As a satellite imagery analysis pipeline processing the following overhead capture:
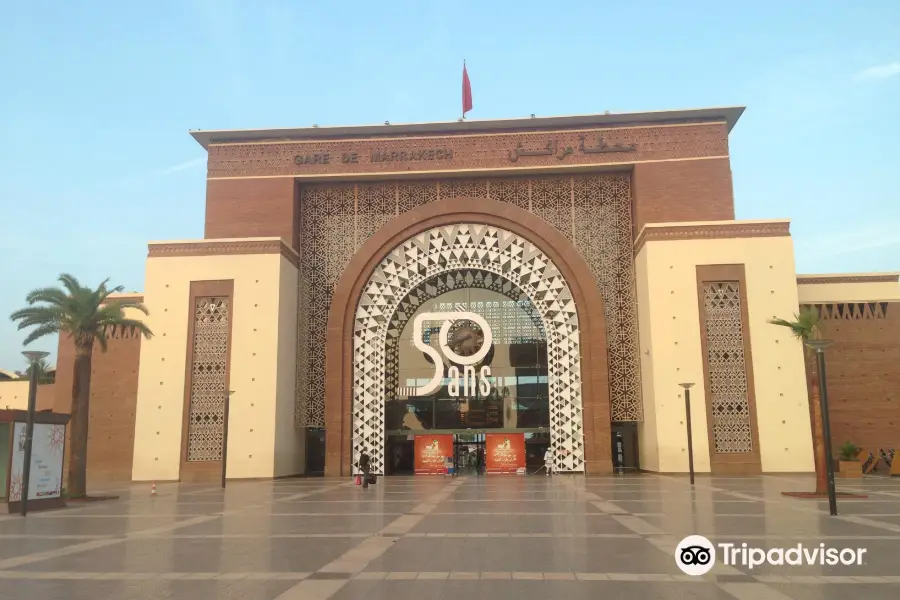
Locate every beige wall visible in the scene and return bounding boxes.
[132,240,303,481]
[635,230,814,473]
[797,277,900,304]
[0,380,29,410]
[634,250,660,471]
[274,256,304,477]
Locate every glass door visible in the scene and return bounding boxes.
[454,432,485,475]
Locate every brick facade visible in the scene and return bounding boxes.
[204,121,735,247]
[205,178,298,250]
[54,327,143,485]
[807,302,900,453]
[631,157,735,237]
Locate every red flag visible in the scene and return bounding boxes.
[462,62,473,118]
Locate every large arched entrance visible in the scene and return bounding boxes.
[324,198,612,476]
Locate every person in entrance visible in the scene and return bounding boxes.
[358,450,373,489]
[543,445,554,476]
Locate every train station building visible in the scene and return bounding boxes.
[36,106,900,483]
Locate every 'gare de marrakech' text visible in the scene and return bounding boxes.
[294,148,453,166]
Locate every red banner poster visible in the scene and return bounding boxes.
[414,434,454,475]
[485,433,526,474]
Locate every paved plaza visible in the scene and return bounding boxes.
[1,474,900,599]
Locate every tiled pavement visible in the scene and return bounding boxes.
[1,474,900,599]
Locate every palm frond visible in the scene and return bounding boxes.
[24,287,69,306]
[22,323,62,346]
[57,274,84,298]
[94,327,109,352]
[12,273,151,351]
[24,357,52,379]
[107,298,150,315]
[768,306,822,342]
[10,307,65,331]
[96,280,125,305]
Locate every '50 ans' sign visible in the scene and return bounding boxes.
[412,312,492,398]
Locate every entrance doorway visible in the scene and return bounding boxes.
[385,430,552,475]
[385,434,415,475]
[453,432,485,475]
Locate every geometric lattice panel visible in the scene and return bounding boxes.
[296,174,643,430]
[186,297,229,462]
[353,224,585,475]
[702,282,752,454]
[807,302,889,321]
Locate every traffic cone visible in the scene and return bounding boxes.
[150,482,157,497]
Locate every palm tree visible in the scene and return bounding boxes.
[769,307,828,495]
[10,274,152,498]
[23,356,53,383]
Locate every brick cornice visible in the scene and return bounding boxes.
[633,221,791,254]
[207,122,729,178]
[148,239,299,268]
[797,274,900,285]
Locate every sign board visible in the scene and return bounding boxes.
[409,311,493,398]
[414,434,453,475]
[485,433,526,474]
[8,422,66,502]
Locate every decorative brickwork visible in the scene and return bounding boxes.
[634,221,791,254]
[797,274,899,285]
[148,239,299,267]
[208,124,728,178]
[810,302,889,320]
[297,173,643,430]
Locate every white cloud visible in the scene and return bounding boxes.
[856,62,900,81]
[105,157,205,188]
[159,157,206,175]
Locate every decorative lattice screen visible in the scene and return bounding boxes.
[296,174,643,427]
[186,297,229,461]
[702,282,752,454]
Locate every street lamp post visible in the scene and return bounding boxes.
[20,350,50,517]
[806,340,837,516]
[221,390,235,489]
[679,383,696,486]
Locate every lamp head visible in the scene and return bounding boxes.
[804,339,832,352]
[22,350,50,364]
[678,383,695,390]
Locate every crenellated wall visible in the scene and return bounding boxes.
[54,296,145,485]
[797,275,900,454]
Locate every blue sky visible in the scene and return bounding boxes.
[1,0,898,370]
